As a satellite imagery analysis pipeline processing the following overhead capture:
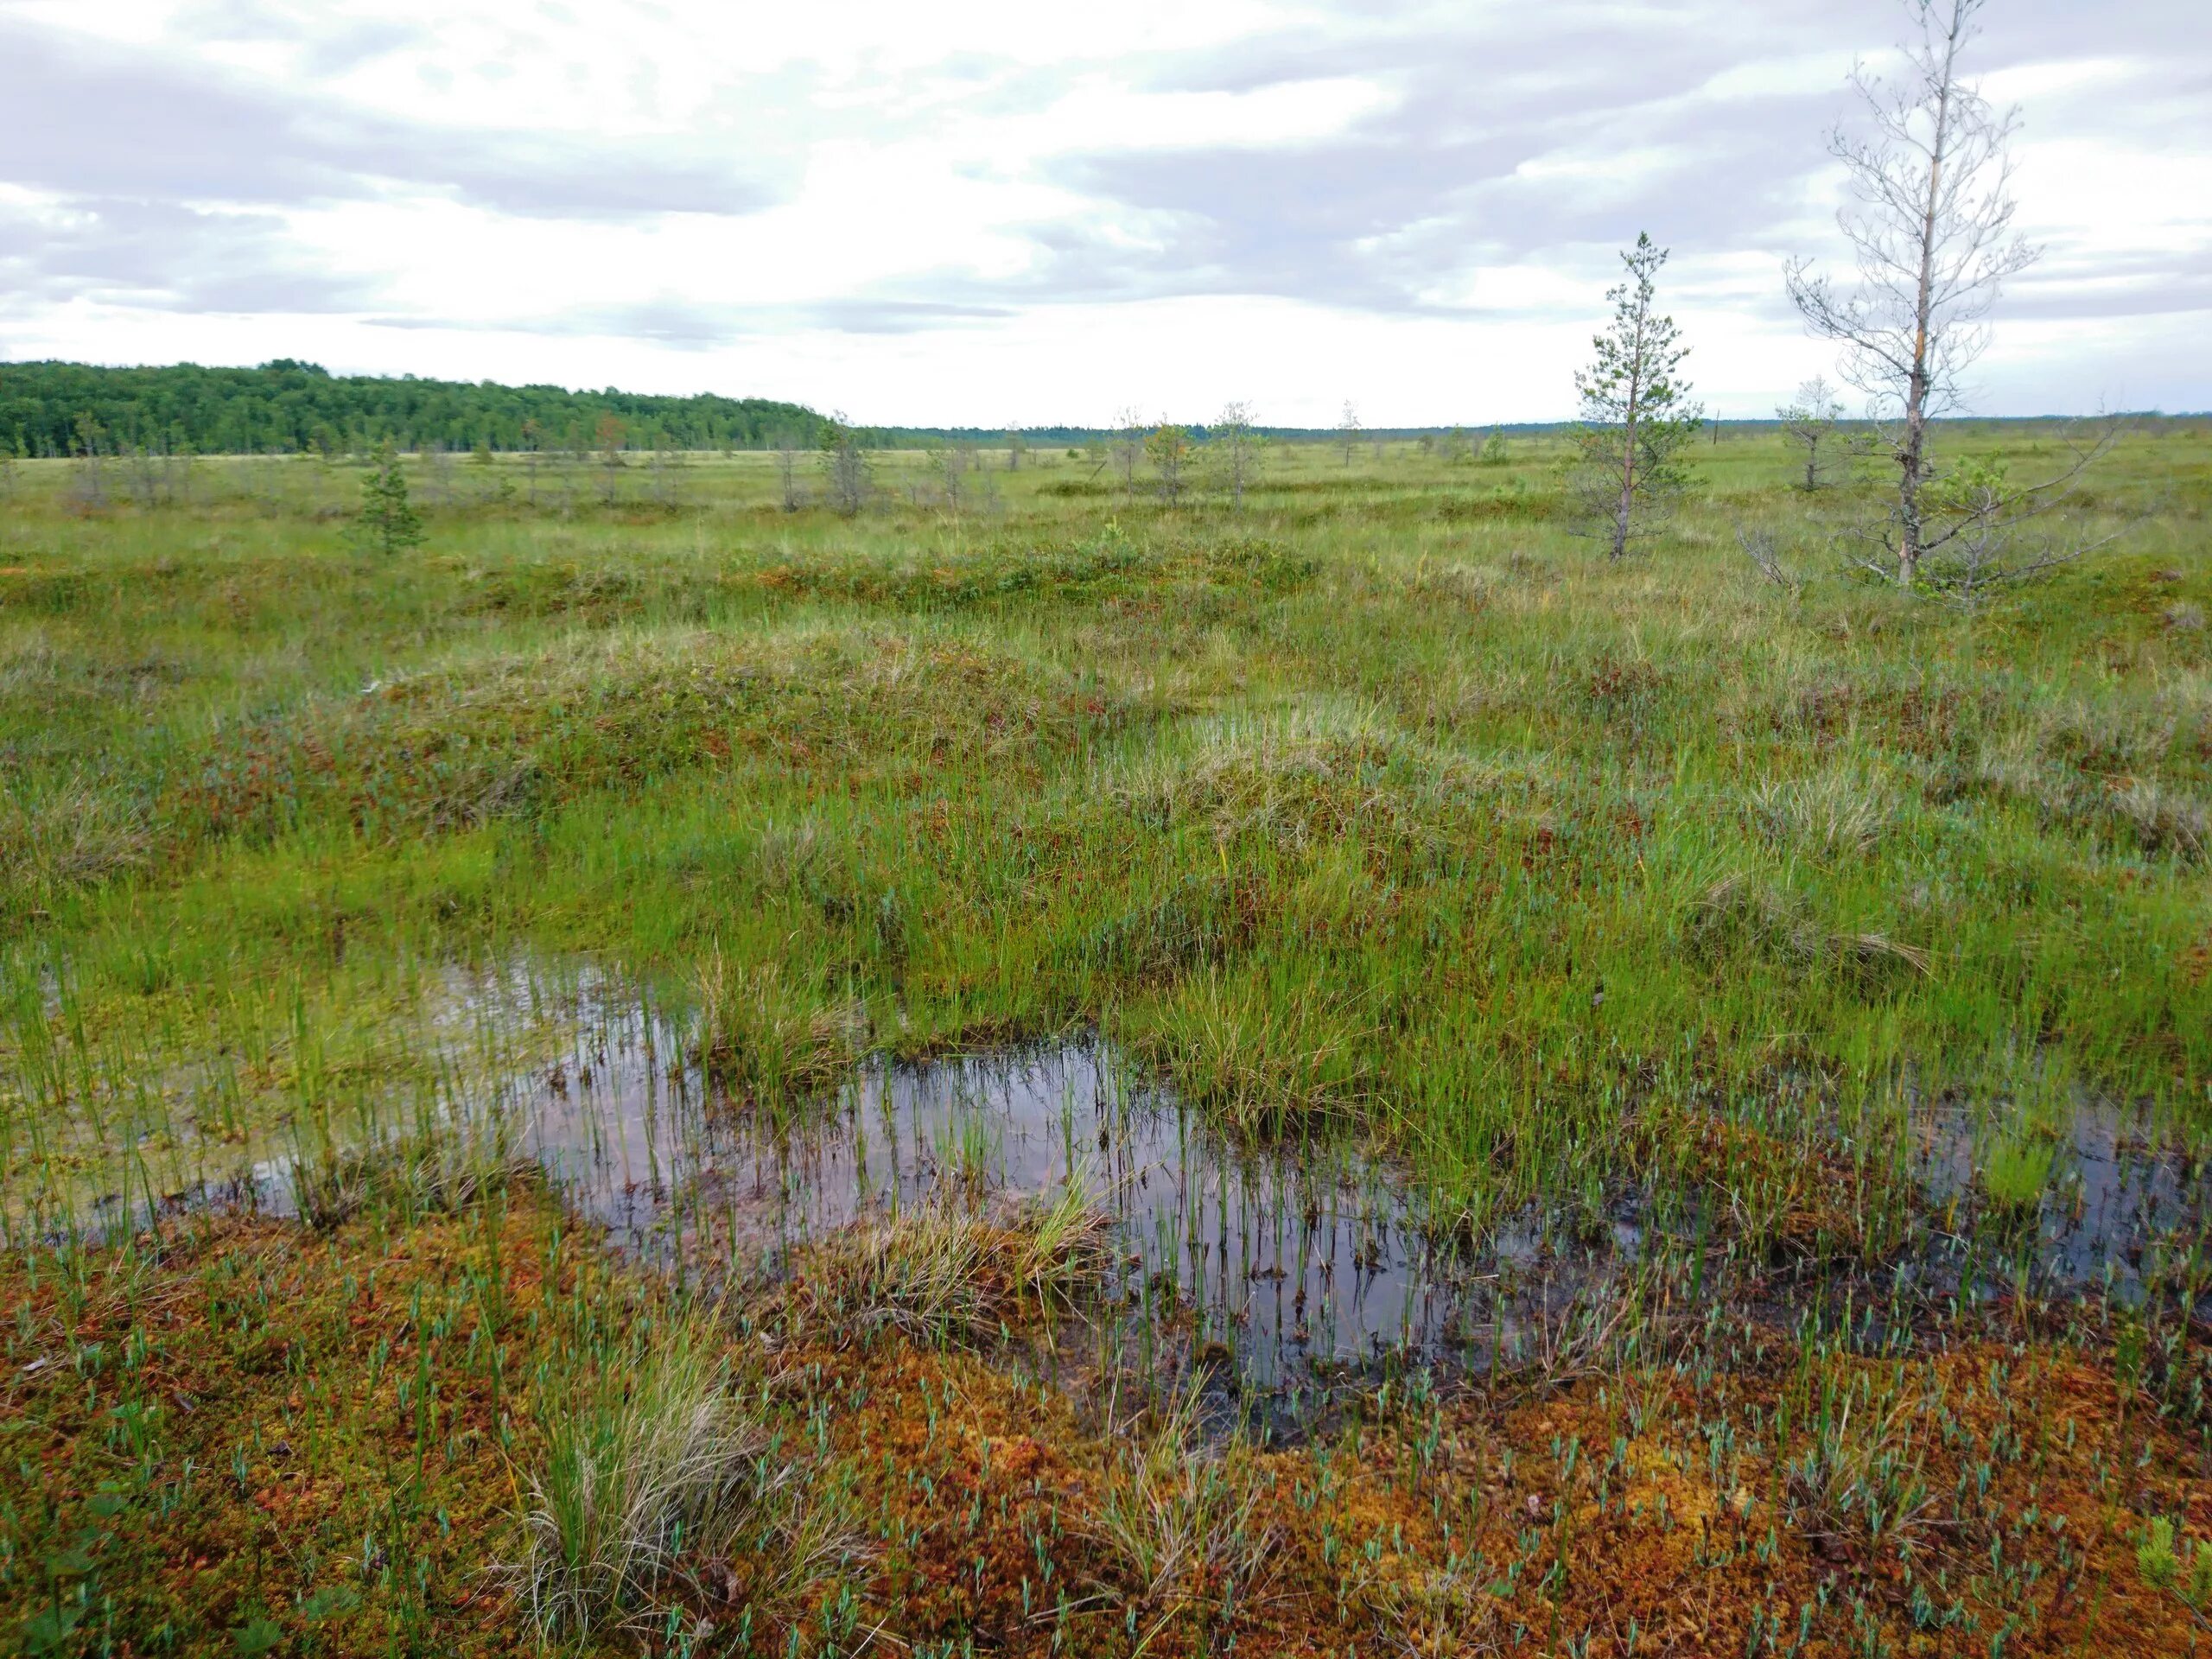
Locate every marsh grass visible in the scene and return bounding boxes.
[520,1316,857,1643]
[1088,1383,1279,1643]
[1783,1371,1940,1551]
[1981,1136,2057,1214]
[0,774,152,918]
[289,1125,538,1230]
[691,949,860,1109]
[1122,969,1378,1130]
[792,1178,1111,1347]
[1683,871,1933,986]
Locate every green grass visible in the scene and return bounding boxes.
[3,428,2208,1225]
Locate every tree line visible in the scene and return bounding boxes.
[0,359,821,460]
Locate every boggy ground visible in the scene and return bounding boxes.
[3,429,2210,1653]
[4,1172,2208,1657]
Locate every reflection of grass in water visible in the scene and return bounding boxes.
[930,1102,1000,1198]
[289,1124,538,1230]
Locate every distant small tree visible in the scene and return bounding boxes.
[69,413,109,510]
[1440,426,1472,465]
[122,443,159,510]
[1210,400,1265,511]
[1569,232,1702,560]
[1777,376,1847,492]
[594,414,626,505]
[646,435,684,510]
[1004,425,1027,472]
[1146,423,1192,503]
[775,430,804,512]
[930,440,971,512]
[819,414,871,516]
[1478,428,1510,466]
[1109,406,1147,503]
[1337,399,1363,465]
[357,442,424,555]
[519,417,544,507]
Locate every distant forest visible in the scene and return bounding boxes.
[0,360,2171,461]
[0,360,823,458]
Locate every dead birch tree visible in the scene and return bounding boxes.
[1336,400,1362,466]
[1784,0,2038,588]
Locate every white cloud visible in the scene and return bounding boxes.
[2,0,2206,420]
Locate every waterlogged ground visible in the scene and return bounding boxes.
[507,985,2212,1396]
[4,435,2212,1654]
[44,956,2210,1412]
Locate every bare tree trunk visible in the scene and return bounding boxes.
[1894,21,1958,588]
[1787,2,2033,592]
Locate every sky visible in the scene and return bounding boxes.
[1,0,2206,427]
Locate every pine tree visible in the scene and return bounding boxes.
[357,441,424,555]
[1571,232,1701,560]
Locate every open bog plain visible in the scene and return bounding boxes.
[3,429,2210,1656]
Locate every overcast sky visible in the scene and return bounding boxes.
[2,0,2205,425]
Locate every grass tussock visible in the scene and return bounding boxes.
[519,1317,858,1643]
[1745,764,1899,859]
[177,628,1141,850]
[1682,871,1933,986]
[1122,969,1378,1130]
[1783,1370,1941,1553]
[791,1180,1110,1347]
[691,949,861,1107]
[1087,1388,1279,1644]
[0,775,152,915]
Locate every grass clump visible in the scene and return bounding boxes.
[792,1180,1109,1347]
[691,949,861,1108]
[1088,1388,1278,1649]
[1745,764,1898,860]
[0,774,152,917]
[1122,969,1377,1131]
[1682,871,1932,985]
[1982,1135,2057,1214]
[519,1316,856,1644]
[289,1128,538,1230]
[1783,1372,1939,1553]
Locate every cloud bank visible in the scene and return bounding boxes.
[1,0,2204,423]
